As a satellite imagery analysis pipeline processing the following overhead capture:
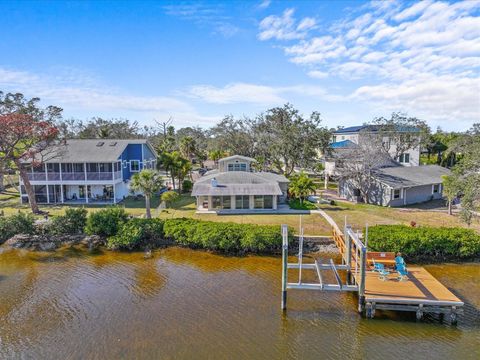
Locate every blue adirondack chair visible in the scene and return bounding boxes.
[373,260,390,280]
[396,263,408,281]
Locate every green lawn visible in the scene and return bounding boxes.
[2,185,477,235]
[318,201,480,233]
[159,195,331,235]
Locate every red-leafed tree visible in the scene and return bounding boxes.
[0,92,62,213]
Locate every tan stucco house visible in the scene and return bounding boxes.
[192,155,289,213]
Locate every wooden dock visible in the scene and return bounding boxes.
[333,227,463,321]
[281,222,464,323]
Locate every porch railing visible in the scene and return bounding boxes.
[28,171,122,182]
[61,172,86,181]
[86,172,114,181]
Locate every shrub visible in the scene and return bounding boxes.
[163,218,292,253]
[367,225,480,262]
[161,191,179,207]
[107,218,164,250]
[0,212,35,244]
[288,199,317,210]
[51,208,88,235]
[182,179,193,192]
[85,207,128,237]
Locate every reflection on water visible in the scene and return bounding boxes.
[0,246,478,359]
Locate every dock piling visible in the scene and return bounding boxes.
[281,224,288,311]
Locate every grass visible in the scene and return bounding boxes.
[2,181,478,235]
[159,195,331,235]
[288,199,318,210]
[319,200,480,233]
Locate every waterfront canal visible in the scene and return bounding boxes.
[0,246,478,359]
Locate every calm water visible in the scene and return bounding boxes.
[0,246,479,360]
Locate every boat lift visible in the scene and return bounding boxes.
[281,221,368,312]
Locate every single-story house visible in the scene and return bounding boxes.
[192,155,289,212]
[339,165,451,207]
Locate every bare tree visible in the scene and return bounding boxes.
[336,135,394,204]
[370,113,430,160]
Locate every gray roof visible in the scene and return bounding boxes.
[373,165,451,189]
[192,170,287,196]
[36,139,151,163]
[192,183,282,196]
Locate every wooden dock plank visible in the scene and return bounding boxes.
[363,266,463,305]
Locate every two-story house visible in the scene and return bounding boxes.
[325,125,421,178]
[19,139,157,204]
[192,155,289,213]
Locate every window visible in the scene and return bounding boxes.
[433,184,440,193]
[228,162,247,171]
[222,196,231,209]
[235,195,249,209]
[212,196,222,209]
[398,153,410,163]
[254,195,264,209]
[130,160,140,172]
[62,163,73,173]
[393,189,401,199]
[264,195,273,209]
[254,195,273,209]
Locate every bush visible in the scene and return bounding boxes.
[163,218,292,253]
[367,225,480,262]
[161,191,179,207]
[85,207,128,237]
[107,218,164,250]
[182,179,193,192]
[0,212,35,244]
[288,199,317,210]
[51,208,88,235]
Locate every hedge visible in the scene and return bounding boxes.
[107,218,164,250]
[367,225,480,261]
[163,218,292,253]
[85,207,129,237]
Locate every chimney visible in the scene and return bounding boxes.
[211,178,218,187]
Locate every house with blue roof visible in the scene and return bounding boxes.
[19,139,157,204]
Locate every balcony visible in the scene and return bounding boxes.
[61,172,86,181]
[27,171,123,182]
[28,173,47,181]
[87,172,114,181]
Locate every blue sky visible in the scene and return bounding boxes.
[0,0,478,131]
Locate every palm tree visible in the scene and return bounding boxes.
[209,150,226,166]
[288,171,317,205]
[158,151,192,192]
[180,136,196,161]
[130,169,163,218]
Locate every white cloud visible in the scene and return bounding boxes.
[258,8,316,41]
[186,83,285,104]
[257,0,480,123]
[352,75,480,123]
[185,82,342,104]
[258,0,271,10]
[163,3,239,38]
[307,70,329,79]
[0,67,191,113]
[393,0,433,21]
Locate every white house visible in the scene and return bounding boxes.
[192,155,289,212]
[19,139,157,204]
[326,125,421,177]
